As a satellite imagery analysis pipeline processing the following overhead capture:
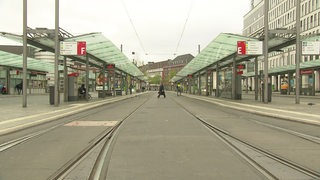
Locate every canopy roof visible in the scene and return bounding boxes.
[64,32,144,77]
[172,33,300,82]
[0,30,144,79]
[0,50,53,72]
[172,33,259,82]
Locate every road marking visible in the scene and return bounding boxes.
[64,121,118,127]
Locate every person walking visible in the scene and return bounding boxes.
[176,83,182,96]
[158,83,166,98]
[78,84,87,99]
[15,82,23,95]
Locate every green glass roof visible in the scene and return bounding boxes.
[0,31,145,79]
[64,33,144,77]
[172,33,320,82]
[0,50,54,72]
[172,33,259,82]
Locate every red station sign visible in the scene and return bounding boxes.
[77,42,86,56]
[237,41,246,55]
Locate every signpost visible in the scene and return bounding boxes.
[237,41,263,55]
[302,41,320,55]
[60,41,86,56]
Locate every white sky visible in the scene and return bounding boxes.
[0,0,251,63]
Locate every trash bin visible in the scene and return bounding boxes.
[98,90,106,98]
[49,86,54,105]
[115,89,122,96]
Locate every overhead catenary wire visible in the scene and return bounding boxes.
[173,0,194,57]
[120,0,147,55]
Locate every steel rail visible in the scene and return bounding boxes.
[48,94,151,180]
[173,97,320,179]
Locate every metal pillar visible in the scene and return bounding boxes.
[22,0,27,107]
[113,70,116,96]
[54,0,60,106]
[232,56,237,99]
[63,56,68,102]
[188,78,191,94]
[86,55,89,100]
[205,69,209,96]
[254,57,259,100]
[295,0,301,104]
[245,77,249,94]
[198,72,201,95]
[263,0,269,104]
[125,74,128,95]
[210,70,213,96]
[215,63,219,97]
[102,63,106,91]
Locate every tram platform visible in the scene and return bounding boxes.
[0,91,319,135]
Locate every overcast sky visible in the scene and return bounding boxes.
[0,0,251,63]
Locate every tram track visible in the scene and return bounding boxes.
[0,93,151,180]
[0,99,133,153]
[173,97,320,179]
[47,94,151,180]
[180,94,320,145]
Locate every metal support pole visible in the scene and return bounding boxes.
[245,77,249,94]
[86,55,89,100]
[232,56,236,99]
[113,71,116,96]
[102,63,106,91]
[54,0,60,106]
[188,78,191,94]
[22,0,27,108]
[295,0,301,104]
[205,69,208,96]
[6,69,10,94]
[125,74,128,95]
[263,0,269,103]
[210,70,213,96]
[288,72,291,95]
[198,72,201,95]
[216,63,219,97]
[254,57,259,100]
[63,56,68,102]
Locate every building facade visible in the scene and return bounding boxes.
[243,0,320,94]
[139,54,194,90]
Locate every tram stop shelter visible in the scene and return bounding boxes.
[171,32,320,101]
[0,28,145,105]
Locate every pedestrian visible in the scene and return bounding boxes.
[176,83,182,96]
[129,83,133,94]
[78,84,86,99]
[1,86,7,94]
[15,82,23,95]
[158,83,166,98]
